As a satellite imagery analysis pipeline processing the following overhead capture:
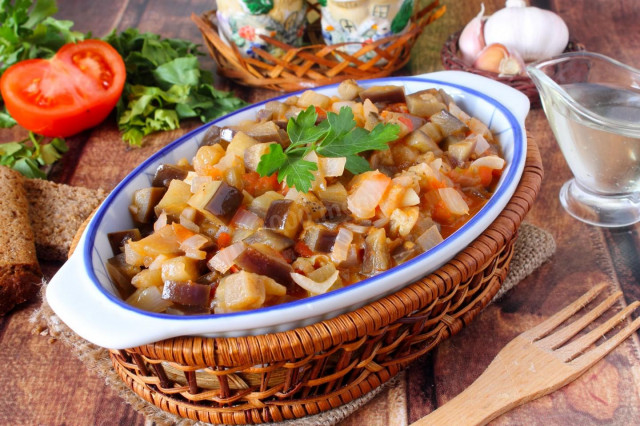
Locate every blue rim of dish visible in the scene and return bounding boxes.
[83,76,525,321]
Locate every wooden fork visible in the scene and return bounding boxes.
[411,283,640,426]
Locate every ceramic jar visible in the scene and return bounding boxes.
[216,0,308,58]
[320,0,414,58]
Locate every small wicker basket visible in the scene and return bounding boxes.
[191,1,446,92]
[107,139,543,424]
[441,31,585,108]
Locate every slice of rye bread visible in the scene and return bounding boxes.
[0,166,42,315]
[24,179,107,262]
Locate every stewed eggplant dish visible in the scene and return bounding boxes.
[106,80,505,315]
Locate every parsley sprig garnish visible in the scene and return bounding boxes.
[257,106,399,192]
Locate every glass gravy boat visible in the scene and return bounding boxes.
[528,52,640,227]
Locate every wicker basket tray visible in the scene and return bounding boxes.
[106,138,543,424]
[441,31,585,108]
[191,1,446,92]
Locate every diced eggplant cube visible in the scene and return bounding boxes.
[337,79,362,100]
[405,130,443,155]
[264,199,304,239]
[448,139,476,164]
[430,110,469,137]
[130,187,166,224]
[359,85,406,104]
[199,125,233,149]
[162,280,210,307]
[152,164,189,188]
[188,180,242,222]
[406,89,447,118]
[234,245,294,286]
[302,225,338,253]
[246,121,284,143]
[106,253,139,298]
[362,228,391,275]
[243,229,294,251]
[108,229,142,255]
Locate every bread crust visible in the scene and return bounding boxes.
[0,166,41,315]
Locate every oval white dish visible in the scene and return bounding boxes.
[46,71,529,349]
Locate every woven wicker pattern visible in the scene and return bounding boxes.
[109,139,543,424]
[441,31,585,109]
[191,2,446,92]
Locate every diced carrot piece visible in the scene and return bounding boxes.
[172,223,196,242]
[478,166,493,186]
[294,241,314,258]
[217,232,232,249]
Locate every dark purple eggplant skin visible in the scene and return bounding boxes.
[199,125,233,148]
[359,85,406,104]
[205,181,243,221]
[107,229,141,255]
[162,280,211,307]
[234,246,294,287]
[302,226,338,253]
[152,164,189,188]
[264,199,302,238]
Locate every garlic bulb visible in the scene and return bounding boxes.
[484,0,569,62]
[458,3,486,65]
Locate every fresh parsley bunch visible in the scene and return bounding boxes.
[105,29,248,147]
[257,106,399,192]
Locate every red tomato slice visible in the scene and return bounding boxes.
[0,39,126,137]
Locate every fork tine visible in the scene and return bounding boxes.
[570,315,640,370]
[523,283,608,341]
[536,291,622,350]
[556,301,640,362]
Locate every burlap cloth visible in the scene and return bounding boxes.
[32,222,556,426]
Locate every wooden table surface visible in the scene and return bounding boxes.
[2,0,640,424]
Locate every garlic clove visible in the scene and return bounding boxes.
[458,3,486,66]
[473,43,524,76]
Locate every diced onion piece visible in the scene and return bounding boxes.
[231,208,263,230]
[343,222,370,234]
[190,175,212,193]
[373,216,390,228]
[291,269,339,295]
[285,187,300,200]
[438,188,469,215]
[318,156,346,177]
[416,225,444,251]
[181,234,209,260]
[208,242,247,273]
[474,134,491,155]
[148,254,173,270]
[470,155,505,170]
[448,102,471,123]
[331,227,353,263]
[183,171,198,185]
[124,243,145,267]
[154,212,168,232]
[179,215,200,233]
[400,188,420,207]
[468,117,492,141]
[126,286,172,312]
[347,170,391,219]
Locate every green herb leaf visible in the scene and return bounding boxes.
[257,105,400,192]
[0,131,67,178]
